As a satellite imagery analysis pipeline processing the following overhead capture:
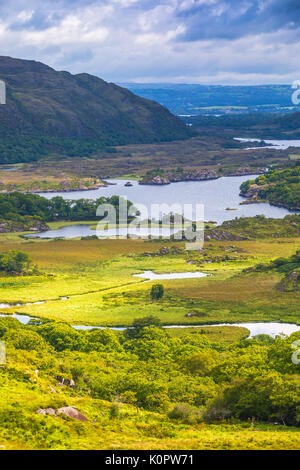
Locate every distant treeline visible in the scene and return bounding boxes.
[182,113,278,129]
[0,131,108,164]
[0,192,137,222]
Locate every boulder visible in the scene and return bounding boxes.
[57,406,87,422]
[36,408,57,417]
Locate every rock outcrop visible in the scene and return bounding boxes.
[57,407,88,422]
[239,183,266,205]
[0,218,49,233]
[204,230,248,241]
[226,167,265,177]
[139,169,218,185]
[36,406,88,422]
[277,271,299,292]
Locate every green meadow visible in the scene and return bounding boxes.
[0,216,299,450]
[0,226,299,326]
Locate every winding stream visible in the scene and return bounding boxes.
[2,169,298,340]
[133,270,208,280]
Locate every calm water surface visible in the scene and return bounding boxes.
[133,270,208,280]
[1,313,298,338]
[235,137,300,150]
[33,176,293,238]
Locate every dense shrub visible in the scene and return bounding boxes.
[0,250,32,274]
[150,284,164,300]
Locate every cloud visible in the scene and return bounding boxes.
[0,0,300,84]
[175,0,300,41]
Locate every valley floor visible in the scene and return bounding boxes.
[0,227,299,327]
[0,217,299,450]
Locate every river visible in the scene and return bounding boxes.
[0,313,299,339]
[32,176,294,238]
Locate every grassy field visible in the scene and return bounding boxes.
[0,219,299,450]
[0,131,292,187]
[1,348,299,450]
[0,229,299,326]
[166,326,250,343]
[1,391,299,450]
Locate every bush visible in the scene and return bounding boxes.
[124,316,162,339]
[109,403,120,419]
[36,323,86,351]
[0,250,32,274]
[183,352,217,376]
[4,329,50,352]
[203,399,232,423]
[168,403,202,424]
[150,284,164,300]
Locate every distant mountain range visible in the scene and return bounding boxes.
[122,83,298,116]
[0,57,192,164]
[181,109,300,140]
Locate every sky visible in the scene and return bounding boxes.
[0,0,300,84]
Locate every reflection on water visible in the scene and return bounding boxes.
[26,224,180,239]
[0,313,298,338]
[73,322,300,338]
[235,137,300,150]
[133,270,208,280]
[30,176,294,239]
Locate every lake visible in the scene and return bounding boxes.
[32,176,293,238]
[235,137,300,150]
[27,224,181,239]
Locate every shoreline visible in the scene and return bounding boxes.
[1,312,300,334]
[0,169,266,192]
[139,168,265,186]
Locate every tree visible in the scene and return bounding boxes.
[183,351,217,376]
[124,316,162,340]
[150,283,164,300]
[0,250,32,274]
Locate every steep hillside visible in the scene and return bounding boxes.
[0,57,192,163]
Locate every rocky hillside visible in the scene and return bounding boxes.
[0,56,192,163]
[240,167,300,211]
[139,168,218,185]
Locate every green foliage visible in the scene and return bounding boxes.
[4,329,49,352]
[109,403,120,419]
[168,403,202,424]
[0,192,137,224]
[0,317,299,448]
[183,351,217,376]
[36,323,85,352]
[0,250,32,274]
[125,316,162,340]
[213,214,300,239]
[240,167,300,210]
[249,250,300,278]
[206,372,300,426]
[0,56,191,164]
[150,284,164,300]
